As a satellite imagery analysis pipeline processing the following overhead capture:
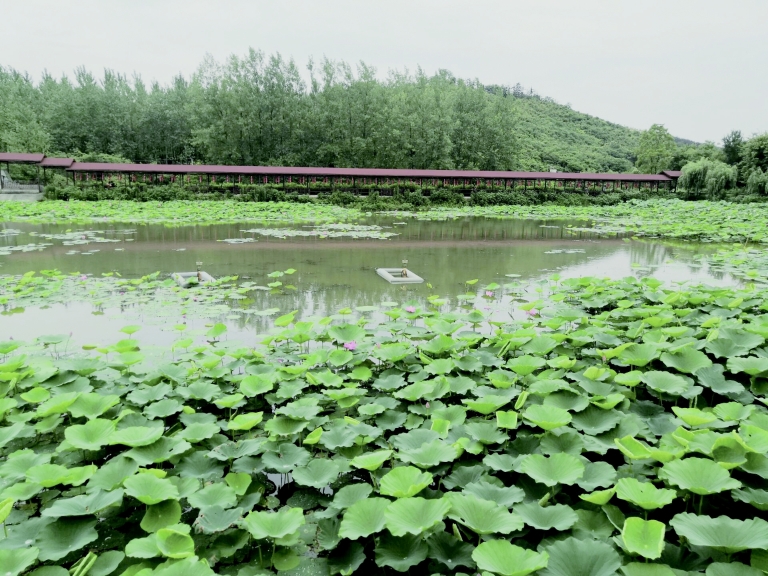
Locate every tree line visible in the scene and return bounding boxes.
[1,49,640,173]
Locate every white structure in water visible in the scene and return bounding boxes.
[376,268,424,284]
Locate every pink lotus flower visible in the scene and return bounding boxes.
[344,341,357,351]
[526,308,539,316]
[405,306,416,313]
[485,291,494,297]
[80,275,87,280]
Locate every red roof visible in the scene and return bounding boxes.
[39,157,75,168]
[0,152,45,163]
[660,170,682,178]
[66,162,673,181]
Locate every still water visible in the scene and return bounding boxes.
[1,217,729,347]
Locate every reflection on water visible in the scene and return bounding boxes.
[0,216,730,347]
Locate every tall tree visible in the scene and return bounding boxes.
[722,130,744,165]
[635,124,676,173]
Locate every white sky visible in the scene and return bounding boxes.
[4,0,767,143]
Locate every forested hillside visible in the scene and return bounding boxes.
[1,49,641,172]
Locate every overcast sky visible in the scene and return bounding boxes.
[4,0,767,143]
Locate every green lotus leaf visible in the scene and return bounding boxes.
[338,497,390,539]
[507,355,547,376]
[327,541,365,575]
[224,472,251,496]
[124,474,180,505]
[41,488,123,517]
[141,499,182,532]
[571,406,622,435]
[620,563,676,576]
[705,328,764,358]
[672,406,718,427]
[447,493,524,534]
[379,466,433,498]
[522,404,572,431]
[622,517,665,559]
[65,418,115,450]
[261,443,310,473]
[660,349,712,374]
[706,562,763,576]
[464,480,525,507]
[193,505,242,534]
[152,556,215,576]
[88,550,125,576]
[331,483,373,510]
[670,513,768,552]
[86,456,139,491]
[144,399,184,419]
[398,439,459,468]
[615,478,677,510]
[426,531,476,570]
[472,540,548,576]
[68,393,120,419]
[292,459,342,489]
[640,371,690,396]
[239,374,275,396]
[577,461,617,491]
[109,425,164,447]
[264,416,309,436]
[521,335,559,356]
[124,437,192,466]
[156,524,195,559]
[179,421,220,443]
[125,534,161,558]
[659,457,741,495]
[37,517,98,561]
[496,410,519,429]
[615,435,653,460]
[425,358,455,375]
[540,537,621,576]
[618,344,660,367]
[462,394,511,415]
[36,392,80,418]
[241,506,305,539]
[227,412,263,431]
[20,387,49,403]
[713,402,754,422]
[727,356,768,376]
[0,497,13,524]
[0,548,39,576]
[27,464,96,487]
[350,448,392,471]
[732,487,768,511]
[515,502,578,530]
[375,533,429,572]
[0,423,28,448]
[519,453,585,486]
[187,482,237,509]
[384,496,450,536]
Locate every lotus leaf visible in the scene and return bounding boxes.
[384,496,450,536]
[447,493,524,534]
[37,517,98,561]
[124,474,180,505]
[670,513,768,552]
[380,466,433,498]
[338,497,390,539]
[472,540,549,576]
[522,404,572,431]
[622,517,665,559]
[292,459,341,489]
[141,500,182,533]
[515,502,578,530]
[616,478,677,510]
[426,531,476,570]
[659,457,741,495]
[241,507,305,540]
[0,548,39,576]
[541,537,621,576]
[519,453,585,486]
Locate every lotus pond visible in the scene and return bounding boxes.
[1,200,768,576]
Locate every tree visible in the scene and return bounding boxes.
[722,130,743,165]
[679,158,737,199]
[635,124,676,173]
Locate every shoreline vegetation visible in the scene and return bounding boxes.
[2,198,768,243]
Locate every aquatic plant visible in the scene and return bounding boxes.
[1,249,768,574]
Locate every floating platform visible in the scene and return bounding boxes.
[376,268,424,284]
[172,271,215,288]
